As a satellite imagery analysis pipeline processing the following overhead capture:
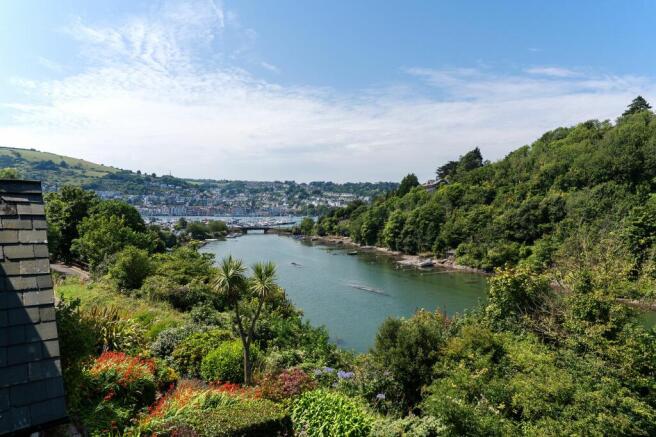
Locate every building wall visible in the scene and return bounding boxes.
[0,180,67,434]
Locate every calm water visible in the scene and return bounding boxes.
[201,233,488,352]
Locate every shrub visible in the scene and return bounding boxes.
[140,274,177,301]
[56,297,96,369]
[137,381,291,436]
[201,340,260,383]
[55,297,97,420]
[260,368,316,402]
[190,303,233,327]
[341,355,405,415]
[151,325,198,360]
[152,246,215,284]
[370,415,446,437]
[485,266,552,329]
[80,352,160,433]
[261,347,305,374]
[141,275,212,310]
[172,329,232,377]
[291,389,373,437]
[83,305,145,353]
[372,309,450,408]
[108,245,153,290]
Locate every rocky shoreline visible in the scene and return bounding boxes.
[308,235,489,275]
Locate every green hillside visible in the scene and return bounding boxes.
[318,98,656,298]
[0,147,396,213]
[0,146,119,188]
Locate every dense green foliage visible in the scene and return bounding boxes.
[212,258,280,385]
[184,219,229,240]
[45,185,100,262]
[201,340,257,383]
[45,185,172,272]
[49,102,656,436]
[170,328,232,377]
[297,216,316,235]
[372,310,450,408]
[397,173,420,197]
[318,104,656,300]
[369,415,445,437]
[107,246,153,290]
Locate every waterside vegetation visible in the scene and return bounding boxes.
[316,98,656,301]
[21,98,656,435]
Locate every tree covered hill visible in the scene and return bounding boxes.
[318,98,656,297]
[0,146,396,203]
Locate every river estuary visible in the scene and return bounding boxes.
[201,233,488,352]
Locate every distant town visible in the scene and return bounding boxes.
[94,179,394,217]
[0,146,397,217]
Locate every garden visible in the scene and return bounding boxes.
[47,185,656,436]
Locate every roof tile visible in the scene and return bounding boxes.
[18,231,47,244]
[3,245,34,260]
[1,218,34,230]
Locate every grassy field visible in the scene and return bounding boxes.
[54,276,186,340]
[0,146,119,187]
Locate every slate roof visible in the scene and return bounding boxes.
[0,180,67,435]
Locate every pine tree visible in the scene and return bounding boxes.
[622,96,652,116]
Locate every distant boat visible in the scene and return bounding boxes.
[347,250,358,255]
[418,259,434,268]
[291,262,302,267]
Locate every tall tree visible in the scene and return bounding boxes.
[622,96,652,116]
[397,173,420,196]
[435,147,484,183]
[457,147,484,172]
[436,160,458,182]
[71,214,154,270]
[89,200,146,232]
[299,217,315,236]
[212,256,278,385]
[45,186,100,263]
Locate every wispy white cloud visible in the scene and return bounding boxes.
[36,57,65,73]
[260,61,280,73]
[525,66,581,78]
[1,0,655,182]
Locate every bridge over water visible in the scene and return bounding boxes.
[231,221,297,234]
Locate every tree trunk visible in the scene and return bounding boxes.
[243,342,252,385]
[234,301,251,385]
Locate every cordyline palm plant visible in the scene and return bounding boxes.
[212,256,278,385]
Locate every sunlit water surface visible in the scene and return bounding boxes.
[201,234,488,352]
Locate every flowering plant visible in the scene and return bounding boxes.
[211,381,262,399]
[260,368,316,402]
[87,351,157,403]
[136,380,290,435]
[140,381,209,430]
[80,352,161,433]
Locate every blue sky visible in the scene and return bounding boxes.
[1,0,654,182]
